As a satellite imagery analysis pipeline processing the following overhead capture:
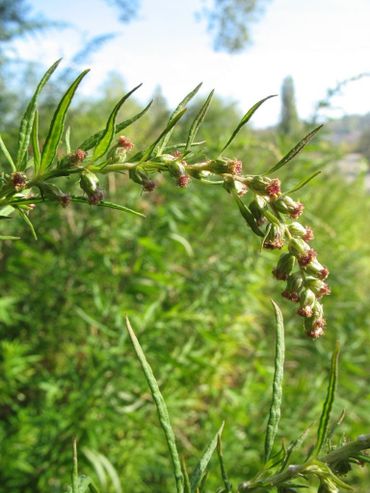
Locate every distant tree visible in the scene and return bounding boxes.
[278,76,302,137]
[106,0,271,53]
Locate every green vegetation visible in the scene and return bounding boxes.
[0,62,369,493]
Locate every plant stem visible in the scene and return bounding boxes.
[238,434,370,492]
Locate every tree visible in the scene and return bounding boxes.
[278,75,302,137]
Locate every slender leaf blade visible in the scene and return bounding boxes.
[139,108,187,162]
[0,135,16,171]
[79,100,152,152]
[17,59,61,170]
[70,197,145,217]
[286,170,321,194]
[267,125,323,174]
[125,317,184,493]
[40,69,90,172]
[264,300,285,463]
[233,193,264,237]
[190,423,224,493]
[156,83,202,154]
[221,95,276,153]
[185,90,214,151]
[312,342,340,457]
[217,431,232,493]
[32,109,41,173]
[93,84,142,160]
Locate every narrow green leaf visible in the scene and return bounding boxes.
[40,69,90,173]
[17,59,61,170]
[0,135,16,171]
[181,457,191,493]
[65,126,72,154]
[233,193,264,237]
[312,342,340,457]
[139,108,187,163]
[17,209,37,240]
[286,170,321,194]
[190,423,224,493]
[185,90,214,151]
[264,300,285,463]
[125,317,184,493]
[72,438,79,493]
[0,235,20,240]
[79,100,152,152]
[221,95,276,153]
[69,196,145,217]
[156,83,202,155]
[279,424,313,472]
[216,431,232,493]
[32,109,41,173]
[93,84,142,161]
[267,125,323,174]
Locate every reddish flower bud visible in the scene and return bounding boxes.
[118,135,134,150]
[319,266,329,280]
[298,306,313,317]
[266,178,281,199]
[273,253,296,281]
[305,317,326,339]
[298,248,317,267]
[282,290,300,303]
[228,159,243,175]
[87,188,104,205]
[143,180,156,192]
[177,175,190,188]
[263,224,285,250]
[74,149,87,162]
[11,172,28,192]
[290,202,304,219]
[303,226,314,241]
[59,194,72,208]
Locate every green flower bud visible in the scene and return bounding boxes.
[249,199,266,226]
[273,253,296,280]
[168,161,186,178]
[288,238,309,256]
[80,170,99,195]
[263,224,285,249]
[288,222,307,237]
[298,288,316,317]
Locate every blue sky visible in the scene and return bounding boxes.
[12,0,370,127]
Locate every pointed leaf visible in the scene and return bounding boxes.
[139,108,187,162]
[156,83,202,155]
[0,235,20,240]
[17,209,37,240]
[69,197,145,217]
[233,193,264,237]
[286,170,321,194]
[125,317,184,493]
[267,125,323,174]
[40,69,90,173]
[79,100,152,152]
[221,95,276,153]
[0,135,16,171]
[17,59,61,170]
[217,431,232,493]
[185,90,214,151]
[190,423,224,493]
[312,342,340,457]
[93,84,142,161]
[264,300,285,463]
[32,109,41,172]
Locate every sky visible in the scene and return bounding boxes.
[12,0,370,127]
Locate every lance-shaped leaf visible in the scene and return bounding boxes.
[32,109,41,172]
[17,209,37,240]
[155,83,202,155]
[233,192,264,237]
[125,317,184,493]
[220,95,276,153]
[312,342,340,458]
[139,108,187,163]
[0,135,16,171]
[181,457,191,493]
[93,84,142,161]
[79,100,152,152]
[40,69,90,173]
[185,90,214,151]
[69,197,145,217]
[267,125,323,174]
[217,431,232,493]
[264,300,285,463]
[190,423,224,493]
[286,170,321,194]
[17,59,61,170]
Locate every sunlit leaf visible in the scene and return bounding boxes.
[185,90,214,151]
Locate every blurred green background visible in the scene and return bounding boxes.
[0,1,370,492]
